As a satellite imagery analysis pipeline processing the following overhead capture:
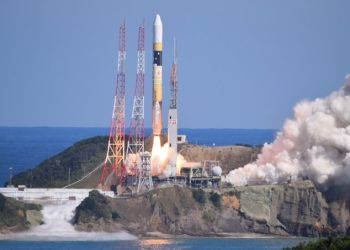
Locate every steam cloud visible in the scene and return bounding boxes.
[1,200,136,241]
[225,76,350,189]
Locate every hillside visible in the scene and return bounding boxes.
[10,135,258,188]
[178,144,260,174]
[10,136,108,188]
[73,181,350,237]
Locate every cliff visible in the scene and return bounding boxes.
[74,181,350,237]
[0,193,43,233]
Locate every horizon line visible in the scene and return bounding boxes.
[0,126,278,130]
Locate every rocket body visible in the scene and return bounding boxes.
[152,14,163,136]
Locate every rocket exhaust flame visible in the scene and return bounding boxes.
[151,136,169,176]
[225,76,350,190]
[150,135,187,177]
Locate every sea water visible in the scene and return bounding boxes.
[0,238,309,250]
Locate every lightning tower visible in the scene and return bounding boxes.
[168,39,178,177]
[99,22,127,189]
[127,22,145,177]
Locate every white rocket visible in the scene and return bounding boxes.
[152,14,163,136]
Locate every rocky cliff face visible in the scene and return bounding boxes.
[0,194,43,233]
[230,181,330,236]
[74,181,350,237]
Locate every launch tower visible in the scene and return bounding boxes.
[126,22,146,177]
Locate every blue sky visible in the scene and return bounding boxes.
[0,0,349,129]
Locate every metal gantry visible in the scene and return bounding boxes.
[137,152,153,193]
[100,21,127,188]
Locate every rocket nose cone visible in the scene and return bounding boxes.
[154,14,162,26]
[153,14,163,43]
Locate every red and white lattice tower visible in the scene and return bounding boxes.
[126,22,145,177]
[99,22,126,187]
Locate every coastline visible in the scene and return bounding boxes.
[139,231,311,239]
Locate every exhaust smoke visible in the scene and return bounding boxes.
[225,76,350,190]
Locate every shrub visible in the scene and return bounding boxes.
[209,191,221,208]
[283,236,350,250]
[192,189,206,205]
[74,190,111,224]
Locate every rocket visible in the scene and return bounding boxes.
[152,14,163,136]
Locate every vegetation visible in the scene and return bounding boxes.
[0,193,41,229]
[192,189,206,205]
[283,237,350,250]
[192,189,221,208]
[74,190,116,224]
[226,190,240,197]
[235,143,253,147]
[9,136,108,188]
[209,191,221,208]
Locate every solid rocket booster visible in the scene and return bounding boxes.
[152,14,163,136]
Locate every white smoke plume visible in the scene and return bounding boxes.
[226,76,350,189]
[150,136,194,178]
[1,200,136,241]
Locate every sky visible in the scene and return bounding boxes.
[0,0,349,129]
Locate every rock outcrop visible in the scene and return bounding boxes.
[0,194,43,233]
[74,181,349,237]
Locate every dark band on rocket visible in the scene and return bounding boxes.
[153,51,162,66]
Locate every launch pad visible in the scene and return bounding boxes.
[98,15,222,195]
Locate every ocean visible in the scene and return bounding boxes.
[0,127,277,186]
[0,238,309,250]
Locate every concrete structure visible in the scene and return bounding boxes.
[0,187,115,201]
[177,135,187,144]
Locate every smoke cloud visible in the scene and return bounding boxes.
[225,77,350,190]
[1,200,136,241]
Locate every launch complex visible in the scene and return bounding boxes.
[98,15,222,195]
